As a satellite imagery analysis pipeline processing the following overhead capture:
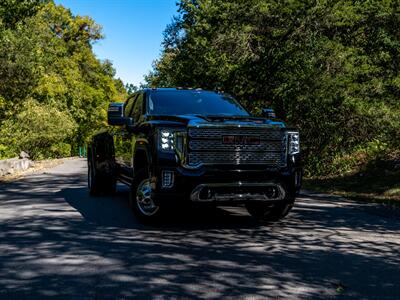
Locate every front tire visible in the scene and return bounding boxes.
[246,183,296,222]
[246,201,294,222]
[130,169,162,222]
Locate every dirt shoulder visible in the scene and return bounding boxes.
[0,158,76,182]
[304,160,400,208]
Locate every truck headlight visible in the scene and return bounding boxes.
[288,132,300,155]
[159,129,175,152]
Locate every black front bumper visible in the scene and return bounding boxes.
[151,164,302,205]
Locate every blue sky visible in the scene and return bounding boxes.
[54,0,179,86]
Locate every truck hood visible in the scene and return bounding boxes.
[146,114,285,128]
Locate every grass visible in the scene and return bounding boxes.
[304,158,400,208]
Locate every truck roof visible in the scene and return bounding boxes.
[143,87,210,93]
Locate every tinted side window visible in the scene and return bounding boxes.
[132,93,144,122]
[124,94,137,117]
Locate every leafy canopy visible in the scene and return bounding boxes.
[0,1,127,159]
[147,0,400,175]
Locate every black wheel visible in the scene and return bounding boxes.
[246,183,295,222]
[246,186,295,222]
[245,191,295,222]
[88,157,116,196]
[103,177,117,195]
[88,158,101,196]
[130,168,162,222]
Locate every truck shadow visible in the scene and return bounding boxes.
[61,184,263,230]
[0,172,399,299]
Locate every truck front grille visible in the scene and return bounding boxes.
[187,127,285,167]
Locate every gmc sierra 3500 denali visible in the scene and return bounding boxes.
[87,88,302,222]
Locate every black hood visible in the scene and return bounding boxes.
[146,114,285,128]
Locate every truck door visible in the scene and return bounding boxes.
[114,93,137,178]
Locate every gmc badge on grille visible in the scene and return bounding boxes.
[222,135,261,145]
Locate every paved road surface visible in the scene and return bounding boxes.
[0,158,399,299]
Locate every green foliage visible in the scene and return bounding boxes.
[304,157,400,206]
[147,0,400,176]
[0,0,48,28]
[0,99,77,159]
[0,1,127,160]
[0,144,13,159]
[50,142,72,158]
[125,83,139,95]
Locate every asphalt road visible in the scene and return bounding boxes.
[0,158,399,299]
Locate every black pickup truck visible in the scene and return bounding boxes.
[88,88,302,222]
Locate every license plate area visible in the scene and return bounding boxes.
[222,135,261,145]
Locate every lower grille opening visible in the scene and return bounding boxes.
[191,183,285,202]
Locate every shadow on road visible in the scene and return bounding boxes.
[0,168,399,299]
[62,185,263,230]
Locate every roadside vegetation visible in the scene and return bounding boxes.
[0,0,127,159]
[304,158,400,206]
[0,0,398,201]
[145,0,400,200]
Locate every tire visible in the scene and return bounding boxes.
[245,185,295,222]
[130,168,162,222]
[103,177,117,195]
[88,156,116,196]
[88,158,102,196]
[246,201,294,222]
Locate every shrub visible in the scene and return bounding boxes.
[0,99,77,159]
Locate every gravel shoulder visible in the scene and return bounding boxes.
[0,158,65,182]
[0,158,399,299]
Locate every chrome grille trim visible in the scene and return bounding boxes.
[189,127,282,140]
[187,126,285,167]
[188,152,282,165]
[189,140,281,152]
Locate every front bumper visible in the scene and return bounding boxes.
[190,182,286,202]
[151,164,302,205]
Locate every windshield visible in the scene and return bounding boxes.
[147,90,249,116]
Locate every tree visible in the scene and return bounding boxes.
[0,99,77,159]
[125,83,139,95]
[0,0,48,28]
[147,0,400,175]
[0,1,127,159]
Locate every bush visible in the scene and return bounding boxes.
[0,144,15,160]
[0,99,77,159]
[50,142,72,158]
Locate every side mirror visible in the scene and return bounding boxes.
[107,102,134,127]
[262,108,276,119]
[108,102,124,125]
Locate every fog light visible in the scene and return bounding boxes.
[161,170,174,188]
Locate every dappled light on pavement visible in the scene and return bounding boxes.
[0,159,399,299]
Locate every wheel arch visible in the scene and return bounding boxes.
[133,141,151,175]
